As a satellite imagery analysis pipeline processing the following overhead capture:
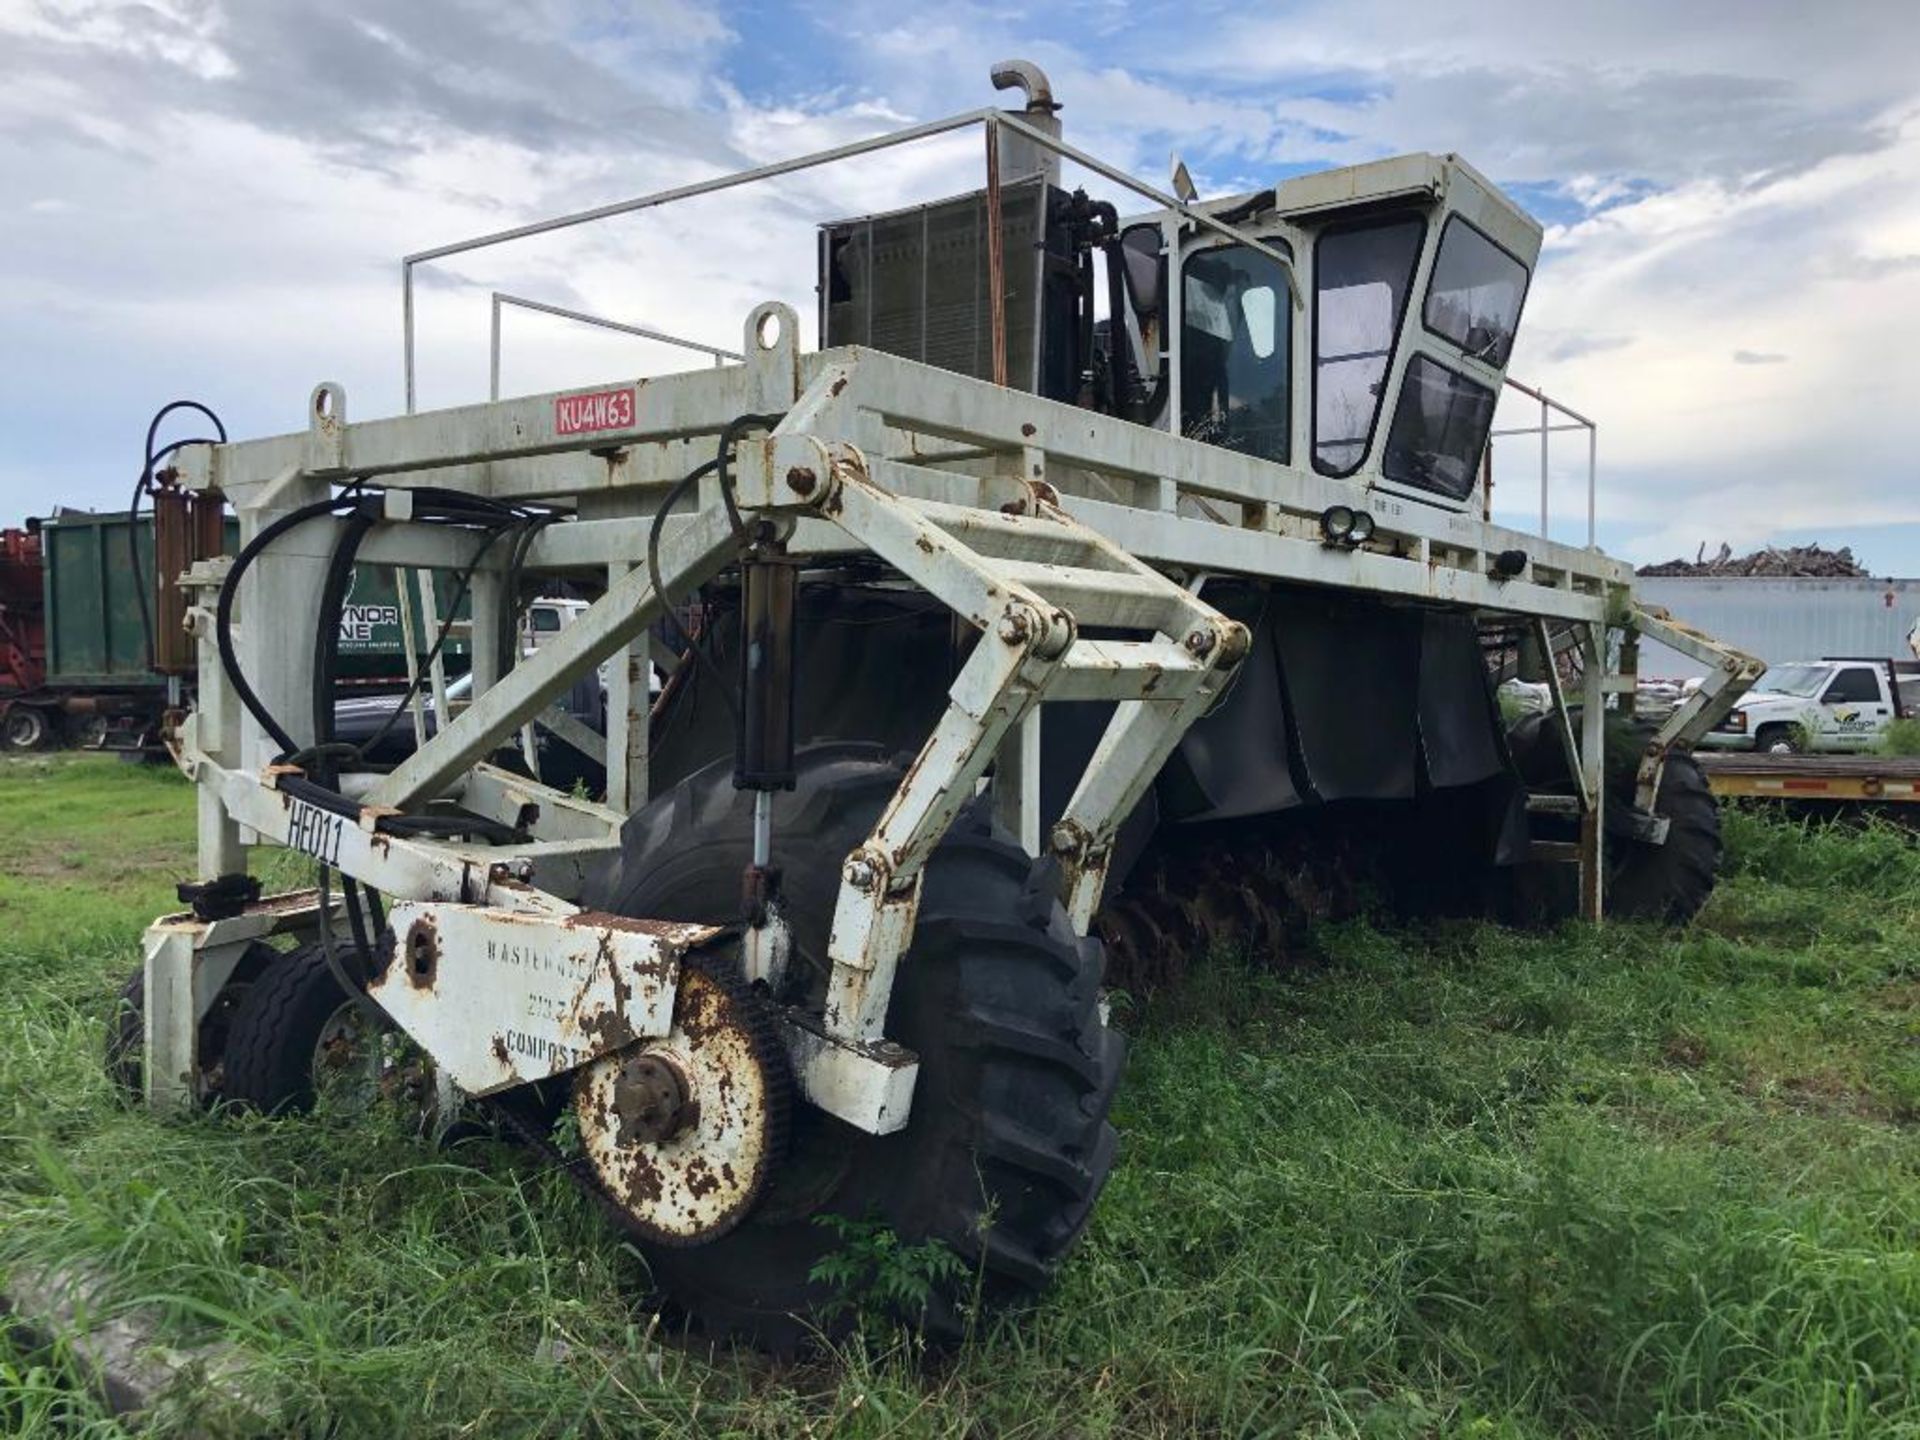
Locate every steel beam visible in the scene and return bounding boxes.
[365,505,737,807]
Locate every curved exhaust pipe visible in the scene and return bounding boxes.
[988,58,1062,185]
[990,58,1059,114]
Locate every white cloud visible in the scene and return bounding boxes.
[2,0,1917,575]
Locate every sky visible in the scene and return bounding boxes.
[2,0,1917,572]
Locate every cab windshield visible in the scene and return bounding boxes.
[1753,664,1827,699]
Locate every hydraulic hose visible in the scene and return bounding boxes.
[216,491,371,758]
[128,400,228,672]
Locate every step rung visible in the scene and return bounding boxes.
[908,498,1105,567]
[998,559,1191,630]
[1525,793,1584,815]
[1528,840,1583,863]
[1049,638,1206,701]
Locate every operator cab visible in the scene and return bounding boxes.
[818,88,1540,519]
[1144,155,1538,512]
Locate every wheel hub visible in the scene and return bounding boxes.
[574,965,789,1247]
[612,1052,694,1144]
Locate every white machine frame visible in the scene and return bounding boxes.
[143,93,1760,1136]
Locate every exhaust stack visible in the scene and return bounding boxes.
[991,58,1061,187]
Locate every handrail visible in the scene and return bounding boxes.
[401,108,1299,413]
[487,292,741,401]
[1488,375,1598,546]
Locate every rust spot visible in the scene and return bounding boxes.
[617,1147,665,1206]
[573,1002,633,1054]
[569,911,717,944]
[1020,422,1036,437]
[915,536,934,554]
[683,1156,720,1200]
[829,375,849,398]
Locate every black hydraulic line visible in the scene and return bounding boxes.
[379,812,524,842]
[215,491,371,757]
[277,774,361,818]
[310,504,382,963]
[714,412,786,542]
[350,521,515,763]
[648,459,733,722]
[311,507,379,772]
[217,485,527,764]
[654,412,788,720]
[496,512,561,681]
[314,864,385,1023]
[129,402,229,671]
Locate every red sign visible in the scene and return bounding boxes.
[554,387,637,436]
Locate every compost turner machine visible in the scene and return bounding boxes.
[130,63,1759,1344]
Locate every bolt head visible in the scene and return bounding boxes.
[1184,627,1216,658]
[997,610,1033,645]
[1048,822,1082,858]
[844,856,878,891]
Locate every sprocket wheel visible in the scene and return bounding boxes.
[573,963,791,1248]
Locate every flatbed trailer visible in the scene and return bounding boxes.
[1697,751,1920,804]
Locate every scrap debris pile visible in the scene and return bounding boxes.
[1638,543,1870,578]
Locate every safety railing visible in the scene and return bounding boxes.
[398,105,1295,414]
[487,293,741,401]
[1488,376,1598,546]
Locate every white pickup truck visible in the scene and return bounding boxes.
[1700,658,1918,753]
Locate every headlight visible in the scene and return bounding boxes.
[1723,710,1747,732]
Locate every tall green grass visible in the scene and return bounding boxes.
[1880,717,1920,757]
[1,756,1917,1437]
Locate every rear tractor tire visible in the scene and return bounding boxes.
[1507,712,1722,924]
[591,745,1124,1348]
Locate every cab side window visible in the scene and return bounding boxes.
[1180,243,1292,462]
[1822,668,1881,704]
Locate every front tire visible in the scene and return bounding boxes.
[223,945,431,1119]
[593,745,1124,1347]
[104,944,275,1101]
[1506,713,1723,924]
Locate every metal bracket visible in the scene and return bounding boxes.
[140,891,339,1113]
[1630,605,1764,813]
[368,901,717,1096]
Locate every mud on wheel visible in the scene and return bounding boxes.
[588,744,1125,1348]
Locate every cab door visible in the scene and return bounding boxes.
[1817,666,1890,751]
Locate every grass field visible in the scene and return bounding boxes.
[1,753,1917,1438]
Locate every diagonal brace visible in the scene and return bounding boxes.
[367,505,738,807]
